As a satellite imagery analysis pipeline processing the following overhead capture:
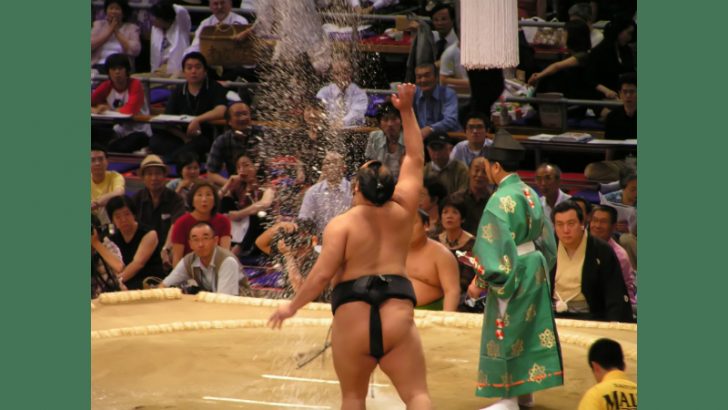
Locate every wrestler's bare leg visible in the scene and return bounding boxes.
[331,299,431,410]
[377,301,433,410]
[331,301,380,410]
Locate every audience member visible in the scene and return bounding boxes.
[437,194,475,253]
[165,152,202,208]
[407,209,460,311]
[454,157,492,235]
[91,146,125,225]
[219,154,275,257]
[316,59,368,127]
[185,0,249,55]
[162,221,247,296]
[91,214,124,298]
[589,205,636,309]
[601,173,637,270]
[588,17,636,101]
[439,41,469,94]
[130,155,186,268]
[578,338,637,410]
[550,200,633,322]
[528,19,602,116]
[568,2,604,48]
[91,53,152,153]
[170,181,232,267]
[151,52,228,160]
[424,132,469,195]
[602,173,637,230]
[106,196,164,290]
[298,152,352,236]
[91,0,141,71]
[266,155,308,219]
[428,2,458,60]
[364,101,405,180]
[570,195,593,227]
[535,162,572,220]
[149,1,191,77]
[206,101,263,186]
[436,194,483,311]
[413,63,461,139]
[449,112,492,167]
[420,177,447,236]
[605,72,637,140]
[284,97,330,184]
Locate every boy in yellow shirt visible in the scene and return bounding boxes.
[578,338,637,410]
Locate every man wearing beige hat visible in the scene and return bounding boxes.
[131,154,186,269]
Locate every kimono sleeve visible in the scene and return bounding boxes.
[471,208,520,300]
[535,217,557,271]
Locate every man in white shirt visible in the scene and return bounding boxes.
[316,59,368,126]
[536,162,571,219]
[298,152,352,235]
[150,1,191,77]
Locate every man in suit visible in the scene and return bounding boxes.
[550,200,633,322]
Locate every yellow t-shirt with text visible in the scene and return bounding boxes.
[578,370,637,410]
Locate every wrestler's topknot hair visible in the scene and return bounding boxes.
[356,161,395,206]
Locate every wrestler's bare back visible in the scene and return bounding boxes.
[330,198,414,286]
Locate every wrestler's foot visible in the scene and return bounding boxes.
[518,393,535,408]
[479,397,518,410]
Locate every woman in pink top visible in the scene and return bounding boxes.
[170,181,232,267]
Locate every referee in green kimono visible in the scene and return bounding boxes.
[466,130,564,410]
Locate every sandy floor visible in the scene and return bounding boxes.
[91,296,636,409]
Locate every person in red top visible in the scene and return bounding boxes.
[170,180,232,267]
[91,53,152,153]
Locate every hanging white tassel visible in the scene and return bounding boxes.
[460,0,520,69]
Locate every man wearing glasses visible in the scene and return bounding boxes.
[535,162,571,220]
[450,112,492,167]
[161,221,246,295]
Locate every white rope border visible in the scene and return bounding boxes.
[192,292,637,332]
[93,292,637,361]
[96,288,182,304]
[90,316,636,360]
[91,317,331,340]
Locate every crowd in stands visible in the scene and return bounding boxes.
[91,0,638,322]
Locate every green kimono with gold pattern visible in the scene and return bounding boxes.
[471,174,563,398]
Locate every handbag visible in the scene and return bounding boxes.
[199,23,258,67]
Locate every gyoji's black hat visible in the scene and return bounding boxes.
[484,129,525,163]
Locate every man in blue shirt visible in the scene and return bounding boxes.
[413,63,461,140]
